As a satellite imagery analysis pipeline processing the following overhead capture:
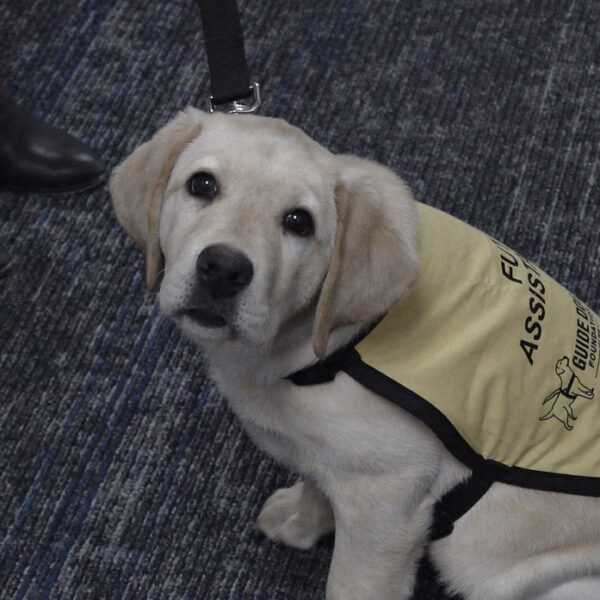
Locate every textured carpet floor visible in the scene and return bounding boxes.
[0,0,598,598]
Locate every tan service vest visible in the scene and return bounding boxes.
[292,202,600,496]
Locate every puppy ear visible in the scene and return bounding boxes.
[109,107,205,291]
[312,155,420,357]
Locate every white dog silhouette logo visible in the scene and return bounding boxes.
[540,356,594,431]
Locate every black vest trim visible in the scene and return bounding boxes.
[286,349,600,540]
[287,347,361,386]
[429,472,494,541]
[343,357,600,497]
[286,317,382,386]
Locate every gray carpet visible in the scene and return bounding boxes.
[0,0,598,598]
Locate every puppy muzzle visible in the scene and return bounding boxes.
[196,243,254,299]
[173,243,254,330]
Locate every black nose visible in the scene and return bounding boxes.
[196,244,254,298]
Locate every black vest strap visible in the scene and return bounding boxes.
[286,318,383,386]
[429,472,494,541]
[287,347,361,386]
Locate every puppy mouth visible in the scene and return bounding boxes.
[177,307,228,328]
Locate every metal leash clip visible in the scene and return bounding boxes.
[204,82,261,114]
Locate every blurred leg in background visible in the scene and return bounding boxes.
[0,85,105,278]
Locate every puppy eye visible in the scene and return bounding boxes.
[186,172,219,200]
[283,209,314,236]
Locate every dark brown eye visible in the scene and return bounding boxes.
[186,172,219,200]
[283,209,314,236]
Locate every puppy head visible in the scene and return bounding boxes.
[110,109,419,356]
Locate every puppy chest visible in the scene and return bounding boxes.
[225,378,414,481]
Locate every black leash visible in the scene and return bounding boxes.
[197,0,261,113]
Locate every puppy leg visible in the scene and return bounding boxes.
[326,478,434,600]
[256,480,334,549]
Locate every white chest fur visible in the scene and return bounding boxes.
[210,365,463,501]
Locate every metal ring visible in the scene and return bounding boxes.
[204,82,261,114]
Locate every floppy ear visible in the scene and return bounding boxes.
[312,155,420,357]
[109,107,205,291]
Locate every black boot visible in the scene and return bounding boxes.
[0,242,13,278]
[0,90,105,194]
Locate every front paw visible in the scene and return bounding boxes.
[256,482,334,550]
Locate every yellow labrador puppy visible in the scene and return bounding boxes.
[110,108,600,600]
